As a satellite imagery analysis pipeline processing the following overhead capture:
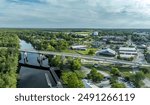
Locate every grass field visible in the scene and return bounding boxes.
[75,32,91,36]
[76,48,98,55]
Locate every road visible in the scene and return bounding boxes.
[20,49,150,67]
[134,49,147,64]
[143,78,150,88]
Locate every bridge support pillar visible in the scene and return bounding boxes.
[23,52,28,63]
[37,54,44,66]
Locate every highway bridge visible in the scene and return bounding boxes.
[20,49,150,67]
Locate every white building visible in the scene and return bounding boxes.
[96,48,116,56]
[92,31,99,36]
[71,45,87,50]
[119,47,137,58]
[138,44,147,49]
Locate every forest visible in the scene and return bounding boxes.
[0,31,19,88]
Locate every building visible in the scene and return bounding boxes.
[119,47,137,59]
[92,41,103,48]
[119,47,137,55]
[96,48,116,56]
[71,45,87,50]
[92,31,99,36]
[138,44,147,49]
[102,35,126,44]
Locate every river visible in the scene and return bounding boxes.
[18,40,56,88]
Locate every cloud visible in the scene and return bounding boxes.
[0,0,150,28]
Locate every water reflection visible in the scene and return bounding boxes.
[18,40,56,88]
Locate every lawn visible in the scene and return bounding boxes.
[62,49,77,54]
[76,48,98,55]
[112,66,133,72]
[75,32,91,36]
[62,48,98,55]
[83,63,111,74]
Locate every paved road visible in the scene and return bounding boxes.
[20,49,150,67]
[143,78,150,88]
[81,66,91,75]
[97,71,110,77]
[134,49,147,64]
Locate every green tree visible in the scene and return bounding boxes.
[49,39,57,47]
[74,70,85,79]
[110,77,117,84]
[111,67,120,76]
[51,55,62,67]
[0,32,19,88]
[135,72,145,81]
[47,44,55,51]
[61,71,84,88]
[130,71,145,87]
[87,68,104,82]
[88,49,95,55]
[70,58,81,70]
[67,73,84,88]
[61,72,71,85]
[56,40,68,51]
[111,82,126,88]
[142,68,150,74]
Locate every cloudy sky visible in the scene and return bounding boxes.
[0,0,150,28]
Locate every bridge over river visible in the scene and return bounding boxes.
[20,49,150,67]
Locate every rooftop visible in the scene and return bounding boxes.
[71,45,87,49]
[119,47,136,51]
[97,48,116,55]
[120,54,135,58]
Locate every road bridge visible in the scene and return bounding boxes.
[20,49,150,67]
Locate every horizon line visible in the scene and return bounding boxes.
[0,27,150,30]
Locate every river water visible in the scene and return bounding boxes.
[18,40,56,88]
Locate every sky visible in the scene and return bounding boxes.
[0,0,150,28]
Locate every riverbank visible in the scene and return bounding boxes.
[17,40,56,88]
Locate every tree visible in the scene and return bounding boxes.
[110,77,117,84]
[87,68,104,82]
[117,55,121,59]
[51,55,62,67]
[47,44,55,51]
[67,73,84,88]
[0,32,19,88]
[111,82,126,88]
[130,71,145,87]
[142,68,150,74]
[49,39,57,47]
[61,72,71,85]
[70,58,81,70]
[88,49,95,55]
[74,70,85,79]
[134,71,145,81]
[61,71,84,88]
[0,75,5,88]
[56,40,68,51]
[111,67,120,76]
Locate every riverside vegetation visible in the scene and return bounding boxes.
[0,31,19,88]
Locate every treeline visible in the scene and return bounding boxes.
[17,31,81,51]
[0,32,19,88]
